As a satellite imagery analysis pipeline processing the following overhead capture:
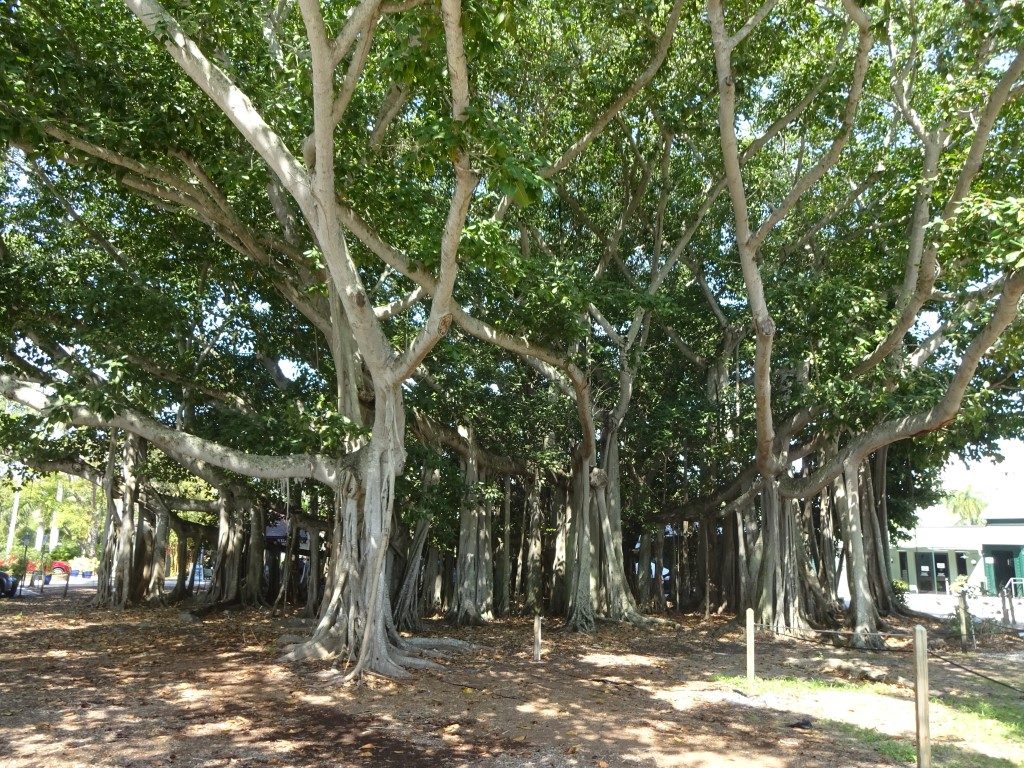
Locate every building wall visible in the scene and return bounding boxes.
[891,547,986,593]
[890,523,1024,594]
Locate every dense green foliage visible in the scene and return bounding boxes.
[0,0,1021,646]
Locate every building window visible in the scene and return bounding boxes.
[955,552,968,577]
[899,551,909,584]
[918,553,934,592]
[935,553,949,592]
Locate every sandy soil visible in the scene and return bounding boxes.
[1,590,1021,768]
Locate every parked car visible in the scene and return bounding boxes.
[0,571,18,597]
[24,560,72,575]
[0,558,71,576]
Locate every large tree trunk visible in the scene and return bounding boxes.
[596,438,644,622]
[127,443,151,605]
[94,436,119,607]
[637,532,652,608]
[752,481,812,633]
[494,476,512,616]
[565,450,595,631]
[652,527,667,613]
[242,502,266,606]
[305,520,323,618]
[822,483,841,601]
[285,385,442,678]
[525,477,544,613]
[169,523,189,602]
[453,433,494,625]
[736,508,753,610]
[145,507,169,602]
[719,513,738,613]
[421,545,443,616]
[701,521,711,619]
[548,478,568,614]
[514,484,529,601]
[837,460,881,648]
[861,462,894,616]
[394,515,430,630]
[868,451,898,613]
[208,491,242,604]
[112,432,143,609]
[441,551,455,614]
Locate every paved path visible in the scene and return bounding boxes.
[905,592,1023,629]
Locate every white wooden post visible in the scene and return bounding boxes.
[958,593,969,652]
[914,624,931,768]
[746,607,755,686]
[533,614,542,663]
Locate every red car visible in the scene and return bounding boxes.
[0,558,72,575]
[35,560,72,575]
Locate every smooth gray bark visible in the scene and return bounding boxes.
[5,480,21,556]
[242,502,266,606]
[839,461,881,648]
[495,476,511,616]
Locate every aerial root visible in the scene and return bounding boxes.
[402,636,476,651]
[280,639,335,662]
[850,630,884,651]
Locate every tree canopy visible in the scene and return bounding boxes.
[1,0,1022,671]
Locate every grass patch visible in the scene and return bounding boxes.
[712,673,890,696]
[713,673,1024,766]
[938,693,1024,746]
[833,722,916,763]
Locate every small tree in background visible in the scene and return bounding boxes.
[944,487,987,527]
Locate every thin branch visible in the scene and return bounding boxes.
[728,0,782,50]
[369,84,410,149]
[124,0,310,206]
[374,286,425,320]
[327,0,383,71]
[330,13,380,128]
[390,0,476,382]
[539,0,685,178]
[664,325,707,368]
[854,47,1024,376]
[588,304,626,350]
[748,4,873,251]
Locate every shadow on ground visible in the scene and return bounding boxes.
[1,593,1020,767]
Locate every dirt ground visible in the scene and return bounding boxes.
[1,589,1021,768]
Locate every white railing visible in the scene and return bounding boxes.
[1004,577,1024,599]
[999,578,1022,626]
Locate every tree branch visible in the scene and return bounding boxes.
[0,376,355,486]
[124,0,311,206]
[539,0,684,178]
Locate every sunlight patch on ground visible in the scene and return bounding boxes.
[175,684,208,701]
[516,700,563,718]
[184,715,252,737]
[682,751,787,767]
[578,652,662,668]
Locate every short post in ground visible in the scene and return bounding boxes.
[914,624,931,768]
[745,607,755,688]
[532,614,542,663]
[958,592,970,651]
